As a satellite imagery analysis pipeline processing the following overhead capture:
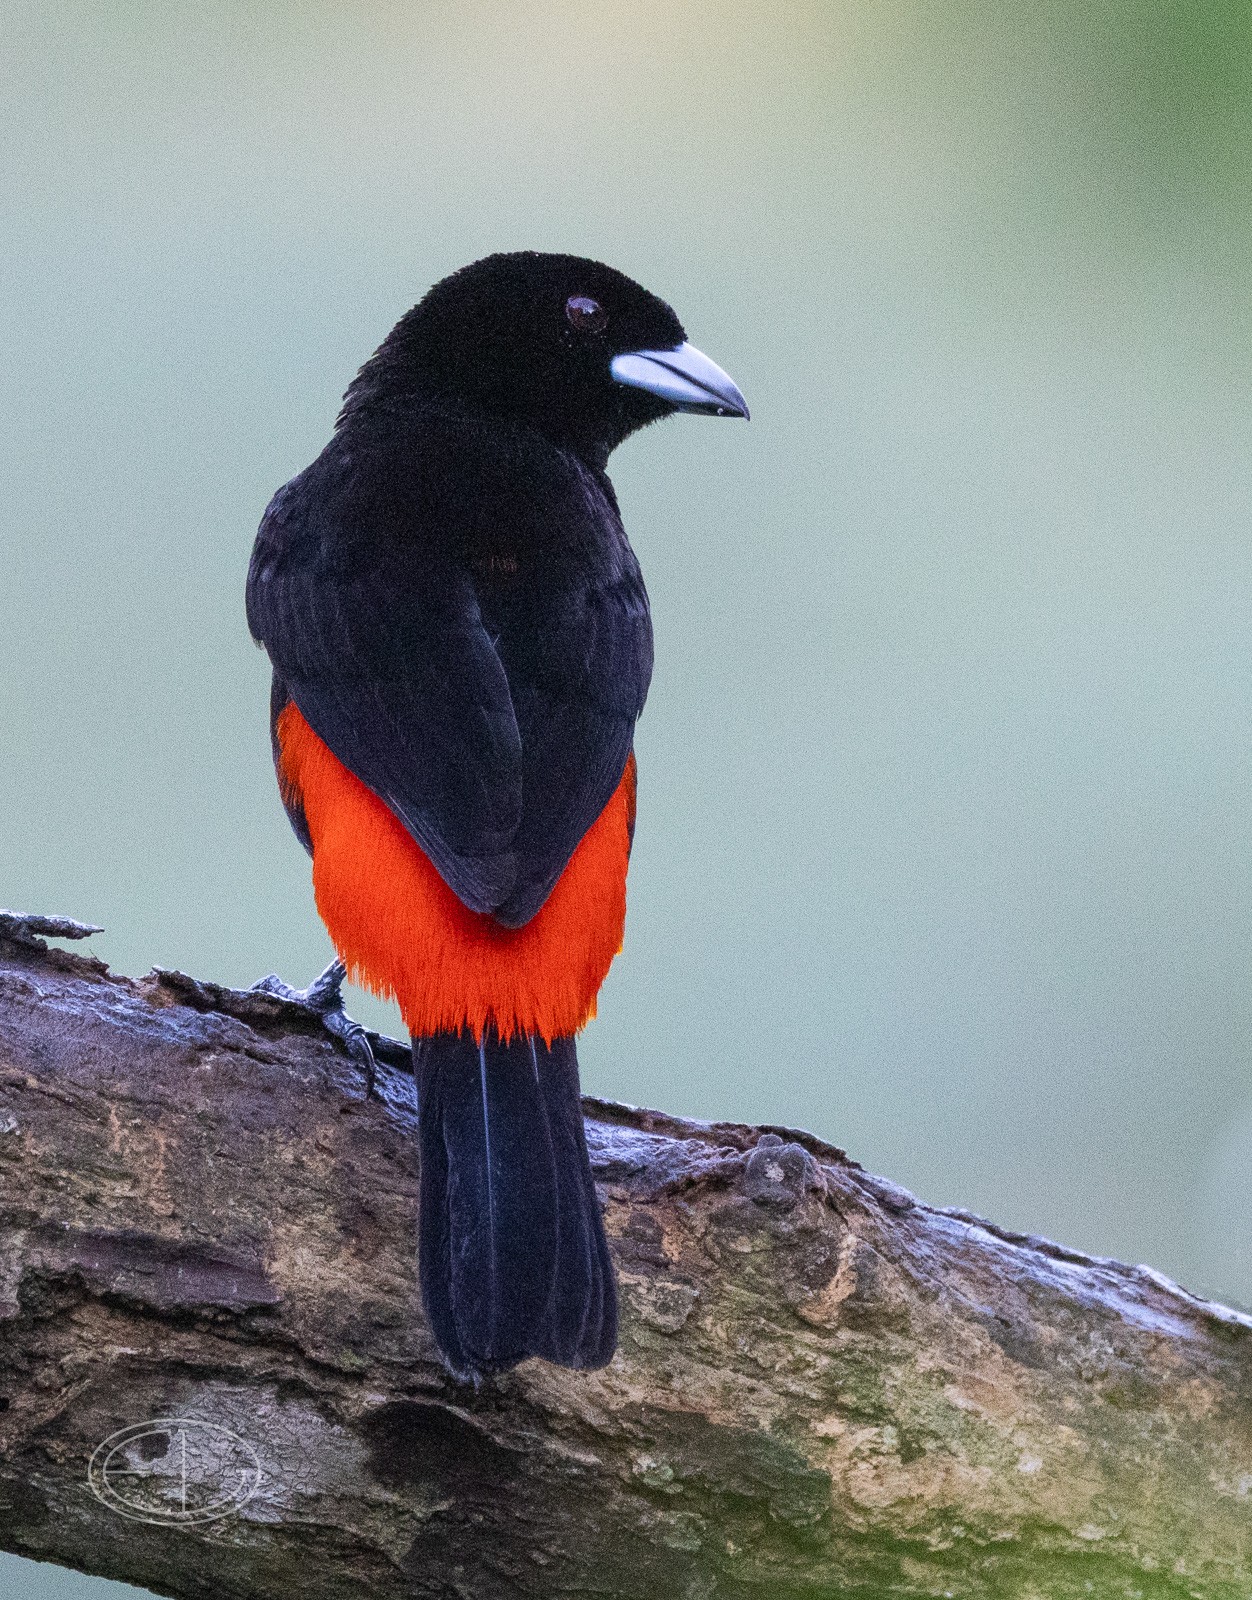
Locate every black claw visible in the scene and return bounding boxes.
[249,961,379,1098]
[322,1008,379,1098]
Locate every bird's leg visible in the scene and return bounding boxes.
[250,959,378,1098]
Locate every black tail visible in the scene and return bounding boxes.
[413,1029,617,1381]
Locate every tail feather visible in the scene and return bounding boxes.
[536,1037,616,1369]
[415,1030,616,1380]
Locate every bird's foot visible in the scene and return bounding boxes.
[250,959,378,1098]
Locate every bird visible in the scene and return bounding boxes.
[246,251,748,1381]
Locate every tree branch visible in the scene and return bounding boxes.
[0,911,1249,1598]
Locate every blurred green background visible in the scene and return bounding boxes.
[2,1,1251,1590]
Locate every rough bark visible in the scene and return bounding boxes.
[0,911,1249,1600]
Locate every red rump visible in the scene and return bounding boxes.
[276,702,635,1044]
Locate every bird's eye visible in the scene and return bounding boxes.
[565,295,607,333]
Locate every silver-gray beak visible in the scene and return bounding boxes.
[610,341,749,420]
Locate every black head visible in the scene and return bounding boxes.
[338,252,747,464]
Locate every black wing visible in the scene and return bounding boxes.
[248,444,523,913]
[487,527,651,925]
[247,415,651,924]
